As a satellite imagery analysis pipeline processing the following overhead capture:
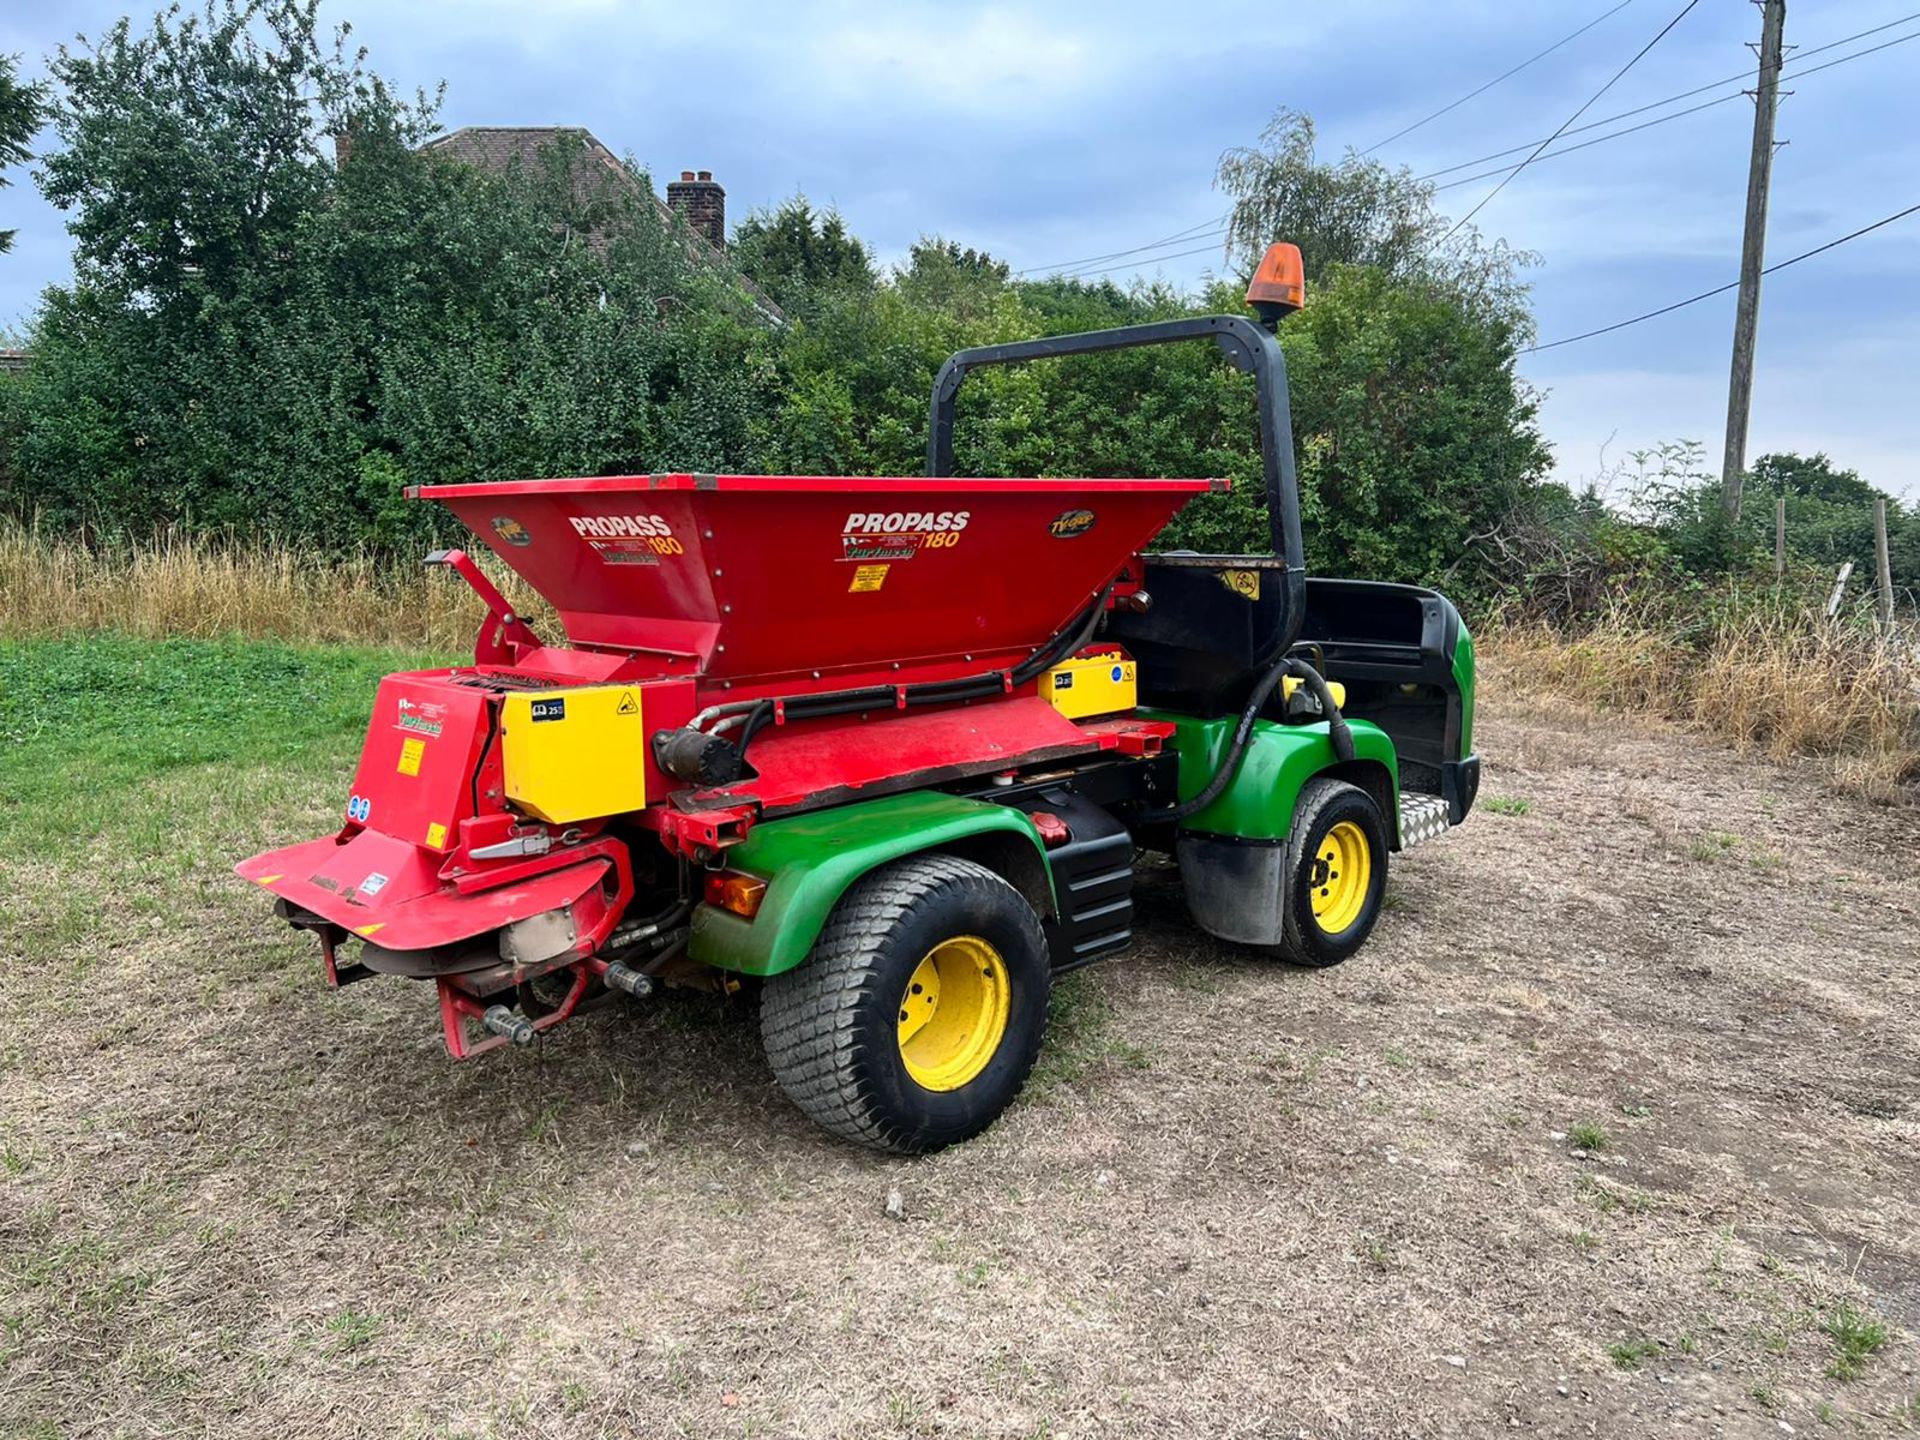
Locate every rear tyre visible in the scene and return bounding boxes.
[1276,778,1389,967]
[761,855,1051,1154]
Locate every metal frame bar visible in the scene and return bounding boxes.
[926,313,1307,655]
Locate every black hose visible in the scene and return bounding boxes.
[1135,658,1353,825]
[723,586,1115,765]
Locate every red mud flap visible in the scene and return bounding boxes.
[236,829,621,951]
[236,830,633,1059]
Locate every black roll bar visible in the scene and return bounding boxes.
[925,314,1306,642]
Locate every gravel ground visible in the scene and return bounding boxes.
[3,681,1917,1438]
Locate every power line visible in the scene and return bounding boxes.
[1431,91,1745,192]
[1063,239,1233,281]
[1421,24,1920,188]
[1360,1,1635,155]
[1522,201,1920,353]
[1442,0,1704,242]
[1013,214,1226,277]
[1021,10,1918,282]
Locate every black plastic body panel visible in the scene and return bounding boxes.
[1014,790,1135,972]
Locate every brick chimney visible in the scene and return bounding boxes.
[666,169,726,250]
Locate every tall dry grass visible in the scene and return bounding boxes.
[0,523,548,652]
[1486,598,1920,801]
[3,525,1913,800]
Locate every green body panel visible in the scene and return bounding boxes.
[1453,621,1477,756]
[688,791,1049,977]
[1148,710,1400,841]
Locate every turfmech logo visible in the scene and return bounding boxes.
[842,511,970,535]
[570,513,675,539]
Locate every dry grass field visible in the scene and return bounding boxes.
[2,634,1916,1438]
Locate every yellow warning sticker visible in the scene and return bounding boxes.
[849,564,890,593]
[355,923,385,937]
[425,821,448,849]
[397,737,426,776]
[1220,568,1261,600]
[615,690,639,716]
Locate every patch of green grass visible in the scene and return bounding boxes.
[1570,1229,1599,1252]
[1677,1331,1698,1356]
[1384,1046,1412,1070]
[1750,1382,1778,1412]
[1355,1232,1392,1271]
[321,1307,380,1355]
[1688,830,1741,862]
[1483,795,1531,816]
[0,635,436,853]
[1607,1336,1660,1370]
[1821,1302,1888,1381]
[1568,1120,1609,1151]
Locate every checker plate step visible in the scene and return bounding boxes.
[1398,793,1452,850]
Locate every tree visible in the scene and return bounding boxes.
[0,54,49,255]
[1265,263,1551,584]
[5,0,769,550]
[731,196,873,307]
[1216,109,1534,333]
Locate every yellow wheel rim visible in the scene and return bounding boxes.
[1309,821,1372,935]
[896,935,1011,1092]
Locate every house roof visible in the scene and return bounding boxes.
[419,126,782,322]
[421,127,680,232]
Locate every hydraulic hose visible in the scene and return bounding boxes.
[699,586,1116,771]
[1135,657,1354,826]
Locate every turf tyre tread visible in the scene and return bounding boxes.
[1277,777,1389,967]
[760,854,1049,1154]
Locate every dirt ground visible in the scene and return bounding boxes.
[4,679,1918,1439]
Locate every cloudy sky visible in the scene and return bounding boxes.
[4,0,1917,496]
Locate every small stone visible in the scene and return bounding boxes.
[1556,1385,1568,1397]
[1549,1130,1568,1141]
[624,1139,651,1158]
[884,1186,907,1221]
[1444,1355,1467,1369]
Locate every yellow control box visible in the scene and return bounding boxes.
[1042,650,1137,721]
[500,685,646,824]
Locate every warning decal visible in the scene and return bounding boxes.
[1220,569,1261,600]
[397,737,426,776]
[425,821,448,849]
[615,691,639,716]
[849,564,890,593]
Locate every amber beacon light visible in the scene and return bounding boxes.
[1245,242,1306,327]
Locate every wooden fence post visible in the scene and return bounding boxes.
[1874,496,1895,636]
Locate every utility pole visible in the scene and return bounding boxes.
[1719,0,1787,523]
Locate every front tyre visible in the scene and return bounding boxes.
[760,855,1051,1154]
[1277,778,1389,967]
